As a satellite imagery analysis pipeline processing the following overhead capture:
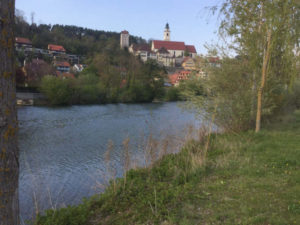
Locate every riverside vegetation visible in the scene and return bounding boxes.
[34,109,300,225]
[28,0,300,224]
[39,57,183,105]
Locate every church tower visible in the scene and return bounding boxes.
[164,23,170,41]
[120,30,130,49]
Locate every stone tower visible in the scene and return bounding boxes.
[120,30,129,49]
[164,23,170,41]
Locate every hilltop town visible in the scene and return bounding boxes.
[15,23,219,91]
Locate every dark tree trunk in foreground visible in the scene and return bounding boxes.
[0,0,19,224]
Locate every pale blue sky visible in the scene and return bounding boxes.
[16,0,224,54]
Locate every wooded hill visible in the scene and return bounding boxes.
[15,9,146,57]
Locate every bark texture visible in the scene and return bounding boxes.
[0,0,19,224]
[255,29,272,133]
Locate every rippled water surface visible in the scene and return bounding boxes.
[18,102,201,221]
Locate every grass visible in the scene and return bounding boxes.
[34,110,300,225]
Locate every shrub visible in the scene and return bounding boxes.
[165,87,181,101]
[40,76,74,105]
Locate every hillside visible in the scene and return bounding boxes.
[15,9,146,57]
[35,110,300,225]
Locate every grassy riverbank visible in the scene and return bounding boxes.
[35,110,300,225]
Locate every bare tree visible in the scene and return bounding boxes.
[0,0,19,224]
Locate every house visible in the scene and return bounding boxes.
[208,57,220,67]
[54,61,70,73]
[48,44,66,55]
[156,47,175,67]
[182,57,196,70]
[68,54,80,64]
[185,45,197,58]
[73,64,85,73]
[168,73,180,86]
[15,37,32,49]
[168,70,191,86]
[129,43,152,62]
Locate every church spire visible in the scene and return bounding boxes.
[164,23,170,41]
[165,23,169,30]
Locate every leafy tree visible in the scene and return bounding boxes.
[219,0,300,132]
[0,1,19,224]
[40,76,74,105]
[188,0,300,131]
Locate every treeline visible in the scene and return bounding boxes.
[40,50,169,105]
[15,9,146,56]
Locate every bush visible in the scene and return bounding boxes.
[165,87,181,101]
[75,74,107,104]
[40,76,74,105]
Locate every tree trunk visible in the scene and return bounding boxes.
[0,0,19,224]
[255,29,272,133]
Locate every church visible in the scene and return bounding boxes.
[151,23,197,58]
[123,23,197,67]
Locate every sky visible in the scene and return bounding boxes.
[16,0,224,55]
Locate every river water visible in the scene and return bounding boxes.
[18,102,201,222]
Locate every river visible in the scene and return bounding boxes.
[18,102,202,222]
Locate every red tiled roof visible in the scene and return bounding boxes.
[121,30,129,34]
[55,61,70,67]
[132,43,151,52]
[168,73,179,85]
[48,44,66,52]
[15,37,32,45]
[185,45,197,53]
[153,40,186,51]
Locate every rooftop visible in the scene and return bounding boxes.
[15,37,32,45]
[55,61,70,67]
[48,44,66,52]
[153,40,186,51]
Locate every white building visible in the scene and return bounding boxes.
[127,23,197,67]
[152,24,197,59]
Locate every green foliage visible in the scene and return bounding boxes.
[35,199,92,225]
[191,0,300,131]
[184,49,190,57]
[38,53,168,105]
[165,87,181,101]
[40,76,74,105]
[15,10,146,56]
[35,111,300,225]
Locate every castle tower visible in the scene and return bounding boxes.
[163,23,170,41]
[120,30,129,49]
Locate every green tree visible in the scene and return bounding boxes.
[40,76,74,105]
[190,0,300,131]
[220,0,299,132]
[0,1,19,224]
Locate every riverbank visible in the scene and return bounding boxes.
[35,110,300,225]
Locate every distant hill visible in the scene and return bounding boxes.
[15,10,146,57]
